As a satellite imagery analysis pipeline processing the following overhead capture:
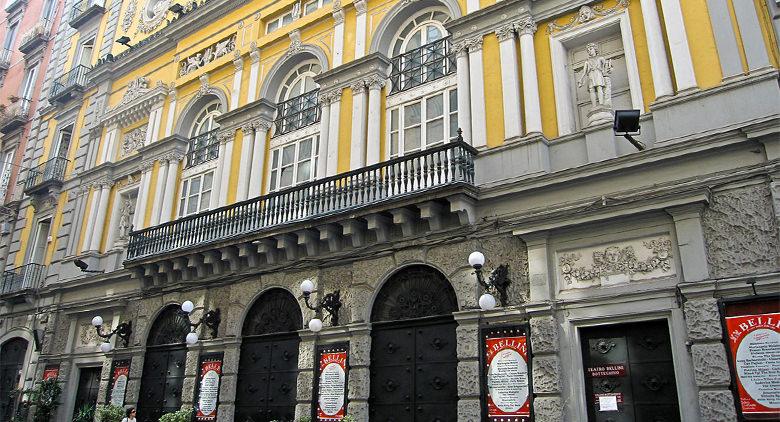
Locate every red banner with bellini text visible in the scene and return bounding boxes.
[485,336,531,421]
[316,351,347,421]
[725,312,780,418]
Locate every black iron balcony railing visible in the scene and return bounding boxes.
[1,263,45,296]
[390,36,456,94]
[186,130,220,168]
[24,156,68,192]
[50,65,90,100]
[274,89,321,136]
[70,0,105,26]
[127,140,477,260]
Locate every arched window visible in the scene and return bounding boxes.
[269,62,322,192]
[387,9,458,158]
[189,101,221,137]
[180,100,221,217]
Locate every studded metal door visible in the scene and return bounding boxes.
[72,366,101,418]
[0,338,27,422]
[137,306,191,422]
[580,320,681,422]
[369,265,459,422]
[235,289,302,422]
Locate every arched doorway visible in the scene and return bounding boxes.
[369,265,459,421]
[0,338,28,422]
[235,289,302,422]
[137,306,190,422]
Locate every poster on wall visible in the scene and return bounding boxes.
[725,311,780,418]
[315,345,348,422]
[194,353,223,422]
[483,327,531,421]
[41,364,59,381]
[107,359,131,407]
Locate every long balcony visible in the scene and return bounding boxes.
[1,263,45,303]
[274,89,320,136]
[50,65,90,104]
[0,97,31,134]
[23,156,68,195]
[70,0,105,29]
[18,18,52,54]
[127,140,477,264]
[186,130,220,168]
[389,36,456,94]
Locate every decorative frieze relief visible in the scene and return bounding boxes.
[547,0,630,34]
[137,0,170,34]
[101,78,168,128]
[120,124,147,158]
[557,235,674,288]
[122,0,136,32]
[179,34,237,77]
[287,30,303,58]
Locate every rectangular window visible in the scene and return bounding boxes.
[266,11,294,34]
[29,218,51,265]
[303,0,331,15]
[20,64,38,100]
[388,88,458,157]
[76,38,95,68]
[41,0,55,20]
[178,172,213,217]
[269,135,319,192]
[3,22,18,51]
[0,150,14,199]
[53,126,73,159]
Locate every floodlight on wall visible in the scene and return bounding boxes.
[613,109,645,151]
[168,3,184,14]
[74,259,104,273]
[115,36,131,47]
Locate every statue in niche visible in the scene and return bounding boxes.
[117,198,134,241]
[577,42,614,125]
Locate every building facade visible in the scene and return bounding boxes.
[0,0,779,420]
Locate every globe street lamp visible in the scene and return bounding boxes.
[180,300,221,345]
[300,279,342,332]
[469,251,511,310]
[91,315,133,353]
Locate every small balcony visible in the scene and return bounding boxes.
[23,156,68,195]
[186,130,220,168]
[18,18,52,54]
[49,65,90,104]
[0,48,11,72]
[127,140,477,265]
[3,0,26,13]
[1,263,45,303]
[389,36,456,94]
[274,89,320,136]
[70,0,105,29]
[0,97,31,134]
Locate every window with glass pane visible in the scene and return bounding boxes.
[178,172,213,217]
[269,136,319,192]
[389,88,457,157]
[389,10,454,93]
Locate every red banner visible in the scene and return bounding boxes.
[195,358,223,421]
[316,351,347,421]
[109,362,130,406]
[485,336,530,420]
[41,365,59,381]
[725,312,780,417]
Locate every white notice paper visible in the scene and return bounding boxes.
[599,395,618,411]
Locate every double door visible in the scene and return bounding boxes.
[581,320,681,422]
[234,333,300,422]
[72,367,101,419]
[369,317,458,422]
[137,346,187,422]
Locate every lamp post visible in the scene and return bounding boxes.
[300,279,342,332]
[180,300,221,345]
[91,315,133,353]
[468,251,511,310]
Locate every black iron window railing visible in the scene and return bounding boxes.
[1,263,45,295]
[50,65,90,98]
[127,140,477,260]
[186,130,220,168]
[274,89,321,136]
[390,36,456,94]
[24,156,68,191]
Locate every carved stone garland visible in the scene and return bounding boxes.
[559,238,672,284]
[547,0,630,33]
[122,0,137,32]
[179,34,237,77]
[121,124,147,158]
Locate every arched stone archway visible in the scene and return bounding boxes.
[137,305,190,422]
[0,338,28,422]
[235,288,303,422]
[369,265,459,421]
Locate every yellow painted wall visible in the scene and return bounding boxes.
[44,192,69,265]
[756,0,780,68]
[76,188,95,254]
[482,34,505,147]
[678,0,722,88]
[337,89,353,173]
[534,24,558,139]
[144,163,160,227]
[99,186,117,252]
[627,0,657,110]
[13,207,34,268]
[227,130,244,204]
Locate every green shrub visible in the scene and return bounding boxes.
[72,404,95,422]
[24,378,61,422]
[158,409,193,422]
[94,404,125,422]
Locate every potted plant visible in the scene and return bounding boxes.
[72,404,95,422]
[24,378,62,422]
[158,409,193,422]
[95,404,125,422]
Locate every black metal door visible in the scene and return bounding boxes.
[580,320,681,422]
[235,289,302,422]
[0,338,27,422]
[72,367,101,418]
[369,265,459,422]
[137,305,190,422]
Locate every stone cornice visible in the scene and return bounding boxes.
[137,134,189,164]
[100,84,169,128]
[214,98,276,132]
[314,52,391,95]
[446,0,530,43]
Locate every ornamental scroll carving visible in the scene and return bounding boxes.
[547,0,630,33]
[114,77,149,110]
[558,235,673,288]
[121,124,147,157]
[179,34,237,77]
